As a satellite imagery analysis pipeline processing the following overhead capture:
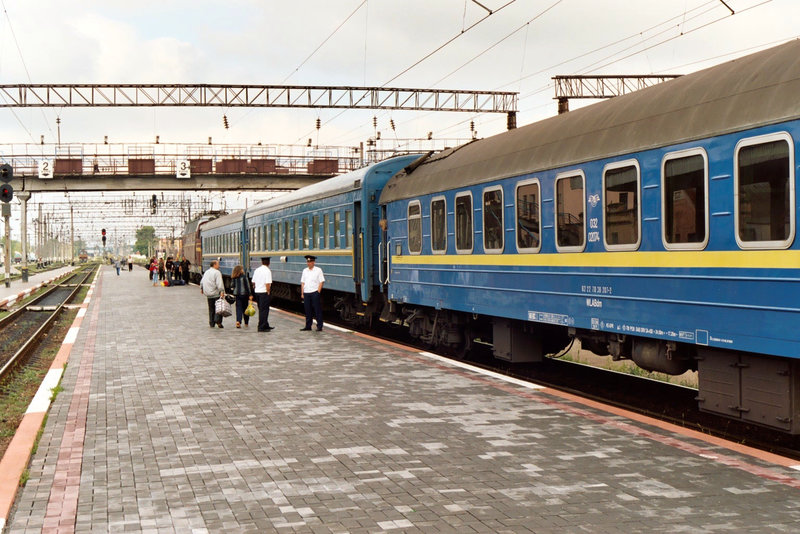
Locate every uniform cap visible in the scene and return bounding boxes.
[304,255,317,261]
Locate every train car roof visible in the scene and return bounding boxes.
[201,209,245,231]
[381,39,800,203]
[246,155,420,219]
[182,213,219,236]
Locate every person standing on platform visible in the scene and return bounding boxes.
[150,258,159,286]
[252,257,273,332]
[127,256,133,272]
[200,260,226,328]
[114,258,121,276]
[300,255,325,331]
[165,257,174,284]
[182,258,191,284]
[230,264,253,329]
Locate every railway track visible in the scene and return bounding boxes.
[0,266,95,381]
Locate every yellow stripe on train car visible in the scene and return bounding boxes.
[390,250,800,269]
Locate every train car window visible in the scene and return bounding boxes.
[516,179,541,253]
[281,221,288,250]
[323,214,330,249]
[302,218,309,249]
[735,133,795,249]
[483,187,504,253]
[312,215,319,249]
[269,224,274,250]
[662,150,708,249]
[346,210,353,248]
[334,212,341,248]
[431,197,447,253]
[292,220,298,250]
[555,172,586,251]
[455,193,473,253]
[603,161,640,250]
[407,202,422,254]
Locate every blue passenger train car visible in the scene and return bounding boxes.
[242,154,421,322]
[379,40,800,433]
[199,210,247,278]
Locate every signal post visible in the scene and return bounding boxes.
[1,164,13,287]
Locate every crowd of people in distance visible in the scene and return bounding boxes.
[148,256,191,287]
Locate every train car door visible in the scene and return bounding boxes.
[353,201,363,299]
[379,205,389,292]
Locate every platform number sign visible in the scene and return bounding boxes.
[176,160,191,179]
[38,160,54,179]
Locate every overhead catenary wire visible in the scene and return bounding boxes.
[296,0,520,146]
[382,0,517,87]
[0,0,54,142]
[283,0,368,84]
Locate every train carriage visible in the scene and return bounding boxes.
[199,210,247,278]
[181,213,220,283]
[242,154,422,322]
[380,40,800,432]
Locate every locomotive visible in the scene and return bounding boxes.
[189,40,800,433]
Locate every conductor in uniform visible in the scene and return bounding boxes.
[252,257,273,331]
[300,255,325,331]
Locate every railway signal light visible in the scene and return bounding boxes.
[0,164,12,203]
[101,228,106,246]
[0,184,12,203]
[0,164,12,182]
[151,194,157,214]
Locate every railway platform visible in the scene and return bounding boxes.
[2,265,800,533]
[0,265,77,309]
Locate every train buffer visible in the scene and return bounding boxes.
[2,264,800,532]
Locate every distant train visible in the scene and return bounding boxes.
[186,40,800,433]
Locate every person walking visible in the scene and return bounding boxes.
[231,264,253,329]
[252,257,273,332]
[300,255,325,331]
[127,256,133,272]
[200,260,226,328]
[114,258,121,275]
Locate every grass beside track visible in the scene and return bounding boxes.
[0,305,77,464]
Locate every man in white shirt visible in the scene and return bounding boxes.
[300,255,325,331]
[200,260,226,328]
[252,257,273,332]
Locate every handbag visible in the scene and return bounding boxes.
[245,302,256,316]
[215,297,232,317]
[224,294,236,304]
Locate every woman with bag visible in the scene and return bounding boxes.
[230,265,254,329]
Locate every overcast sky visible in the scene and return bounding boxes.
[0,0,798,250]
[0,0,797,149]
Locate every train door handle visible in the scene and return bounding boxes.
[386,240,391,284]
[378,241,385,284]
